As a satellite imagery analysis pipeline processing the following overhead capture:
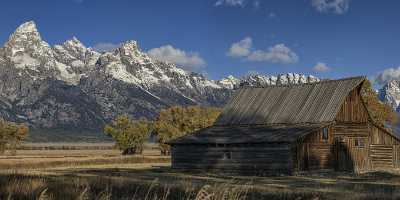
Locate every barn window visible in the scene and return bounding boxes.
[222,152,232,160]
[355,138,365,148]
[321,128,329,141]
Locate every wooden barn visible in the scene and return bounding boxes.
[168,76,400,174]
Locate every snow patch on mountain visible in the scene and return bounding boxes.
[379,80,400,111]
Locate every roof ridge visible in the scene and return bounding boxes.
[239,76,366,89]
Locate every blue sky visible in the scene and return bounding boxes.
[1,0,400,83]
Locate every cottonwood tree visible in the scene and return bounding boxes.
[361,80,398,126]
[154,106,221,155]
[0,119,29,155]
[104,116,152,155]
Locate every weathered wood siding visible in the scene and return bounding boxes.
[394,145,400,168]
[369,125,400,170]
[295,86,373,172]
[294,128,334,171]
[332,85,400,171]
[171,143,293,174]
[333,124,370,172]
[335,86,369,123]
[330,86,371,172]
[370,126,400,145]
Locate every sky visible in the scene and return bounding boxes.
[0,0,400,84]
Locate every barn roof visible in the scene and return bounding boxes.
[214,76,366,126]
[168,123,329,144]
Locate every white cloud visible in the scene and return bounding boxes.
[313,62,331,72]
[376,67,400,85]
[311,0,351,14]
[246,44,299,64]
[92,42,120,52]
[227,37,252,57]
[227,37,299,64]
[215,0,246,7]
[148,45,206,72]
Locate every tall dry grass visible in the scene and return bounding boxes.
[1,172,400,200]
[0,173,323,200]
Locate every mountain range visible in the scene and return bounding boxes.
[6,21,400,139]
[0,21,322,137]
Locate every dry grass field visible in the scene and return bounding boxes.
[0,143,400,200]
[0,142,167,170]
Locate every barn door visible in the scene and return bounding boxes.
[334,137,354,171]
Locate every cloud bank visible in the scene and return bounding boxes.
[148,45,206,72]
[227,37,299,64]
[311,0,351,14]
[376,67,400,85]
[214,0,246,7]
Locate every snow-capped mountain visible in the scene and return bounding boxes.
[219,73,320,89]
[53,37,100,76]
[379,80,400,112]
[0,21,319,132]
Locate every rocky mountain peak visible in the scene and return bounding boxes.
[2,21,56,73]
[379,79,400,111]
[115,40,151,64]
[6,21,44,49]
[63,37,87,50]
[13,21,39,36]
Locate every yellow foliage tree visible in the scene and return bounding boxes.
[361,80,398,126]
[0,119,29,155]
[154,106,222,155]
[104,116,152,155]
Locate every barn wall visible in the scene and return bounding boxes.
[370,125,400,145]
[171,143,293,174]
[330,85,373,172]
[295,127,334,171]
[335,86,369,123]
[370,125,400,169]
[333,85,400,171]
[332,123,370,172]
[295,85,373,172]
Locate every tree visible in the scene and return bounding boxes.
[154,106,222,155]
[104,115,152,155]
[361,80,398,126]
[0,119,29,155]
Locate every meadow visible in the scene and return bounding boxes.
[1,143,400,200]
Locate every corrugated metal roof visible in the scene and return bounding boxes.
[168,123,328,144]
[215,76,366,125]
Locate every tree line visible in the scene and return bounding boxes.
[104,106,221,155]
